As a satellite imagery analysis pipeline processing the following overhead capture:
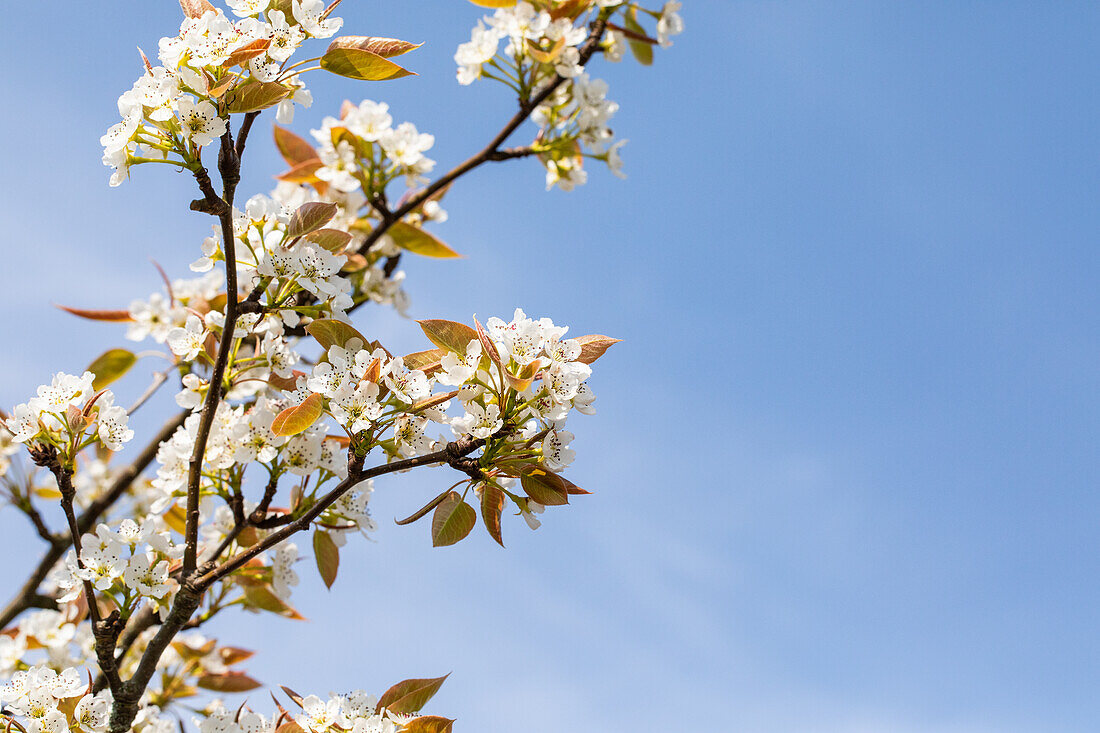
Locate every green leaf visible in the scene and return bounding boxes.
[624,9,654,66]
[306,319,370,352]
[225,80,292,113]
[377,674,450,715]
[431,492,476,547]
[520,466,569,506]
[86,348,137,390]
[288,202,338,237]
[271,393,323,436]
[402,717,454,733]
[313,529,339,589]
[417,320,477,355]
[574,334,622,364]
[319,46,416,81]
[480,484,506,547]
[387,221,460,258]
[197,672,262,693]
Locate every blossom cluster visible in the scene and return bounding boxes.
[453,0,683,190]
[4,372,133,456]
[293,690,415,733]
[312,100,437,193]
[0,666,111,733]
[51,518,184,619]
[101,1,343,185]
[0,610,92,677]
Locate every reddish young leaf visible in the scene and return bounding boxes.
[361,357,383,384]
[225,80,292,113]
[197,672,262,693]
[402,717,454,733]
[377,674,450,715]
[218,647,255,666]
[273,125,320,168]
[395,490,452,527]
[561,474,591,495]
[326,36,423,59]
[303,228,353,252]
[275,724,306,733]
[480,484,506,547]
[271,393,323,437]
[528,36,566,64]
[288,202,338,238]
[504,358,542,392]
[574,334,622,364]
[223,37,271,67]
[268,370,305,392]
[276,159,323,183]
[280,686,306,707]
[56,305,134,322]
[402,348,448,374]
[409,391,457,414]
[549,0,589,20]
[473,316,503,368]
[179,0,215,18]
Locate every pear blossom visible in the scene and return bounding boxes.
[292,0,343,39]
[178,97,227,147]
[167,315,207,361]
[657,1,685,47]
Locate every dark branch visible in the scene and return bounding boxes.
[0,412,186,630]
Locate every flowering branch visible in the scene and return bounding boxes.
[0,411,186,629]
[354,14,611,257]
[30,447,124,696]
[0,3,683,733]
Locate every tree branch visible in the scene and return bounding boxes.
[195,435,486,589]
[355,15,610,256]
[182,121,249,577]
[34,452,123,696]
[0,412,186,630]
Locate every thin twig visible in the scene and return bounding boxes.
[126,371,169,415]
[354,16,610,256]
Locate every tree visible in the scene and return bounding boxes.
[0,2,683,732]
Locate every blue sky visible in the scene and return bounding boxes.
[3,2,1100,731]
